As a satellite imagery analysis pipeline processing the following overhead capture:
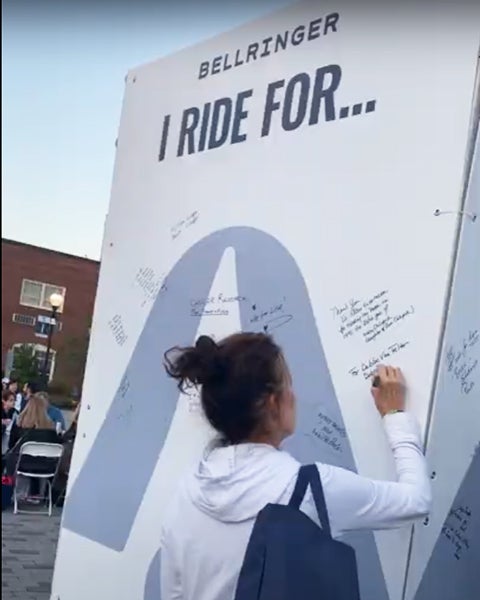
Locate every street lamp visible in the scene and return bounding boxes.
[41,292,64,387]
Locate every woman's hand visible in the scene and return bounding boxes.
[371,365,406,417]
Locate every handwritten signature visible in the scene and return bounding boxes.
[349,341,410,380]
[446,329,479,395]
[441,505,472,561]
[171,211,199,240]
[307,411,346,454]
[108,314,128,346]
[190,294,248,317]
[250,300,293,333]
[134,267,167,307]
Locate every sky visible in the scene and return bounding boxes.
[2,0,293,260]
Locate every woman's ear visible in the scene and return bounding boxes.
[266,393,284,419]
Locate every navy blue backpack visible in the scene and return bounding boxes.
[234,464,361,600]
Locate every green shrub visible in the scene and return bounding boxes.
[10,344,42,384]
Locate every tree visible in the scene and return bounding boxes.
[11,344,42,383]
[57,328,91,394]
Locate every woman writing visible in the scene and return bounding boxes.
[161,332,431,600]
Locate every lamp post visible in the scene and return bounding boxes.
[41,292,64,387]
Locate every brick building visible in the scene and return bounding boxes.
[1,239,100,392]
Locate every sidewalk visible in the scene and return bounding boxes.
[1,409,71,599]
[2,508,62,600]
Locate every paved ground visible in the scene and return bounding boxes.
[1,409,71,599]
[2,507,62,600]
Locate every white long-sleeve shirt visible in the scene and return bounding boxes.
[160,412,431,600]
[2,411,17,455]
[14,393,23,413]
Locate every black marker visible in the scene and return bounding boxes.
[372,376,381,388]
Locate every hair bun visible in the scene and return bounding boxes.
[163,336,227,391]
[195,335,218,354]
[195,336,225,384]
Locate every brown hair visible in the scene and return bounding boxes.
[17,392,54,430]
[2,390,15,404]
[164,333,285,444]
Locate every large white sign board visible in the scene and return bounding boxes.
[405,123,480,600]
[52,1,480,599]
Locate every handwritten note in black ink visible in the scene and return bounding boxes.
[331,290,415,343]
[446,329,479,396]
[113,376,133,421]
[135,267,167,308]
[119,375,130,399]
[441,505,472,561]
[250,298,293,333]
[108,314,128,346]
[310,411,346,453]
[171,211,199,240]
[349,341,410,380]
[190,293,247,317]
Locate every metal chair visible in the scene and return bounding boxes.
[13,442,64,516]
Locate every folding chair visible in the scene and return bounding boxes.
[13,442,63,516]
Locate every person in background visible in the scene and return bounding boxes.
[160,333,432,600]
[2,389,17,417]
[2,377,9,391]
[8,379,24,412]
[19,381,39,413]
[2,390,18,457]
[7,393,61,501]
[53,402,82,506]
[10,393,59,447]
[9,392,60,450]
[64,401,81,443]
[37,391,66,434]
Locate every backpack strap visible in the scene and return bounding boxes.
[289,464,332,538]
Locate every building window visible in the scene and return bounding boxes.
[20,280,43,307]
[19,279,66,313]
[12,343,57,382]
[12,313,36,326]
